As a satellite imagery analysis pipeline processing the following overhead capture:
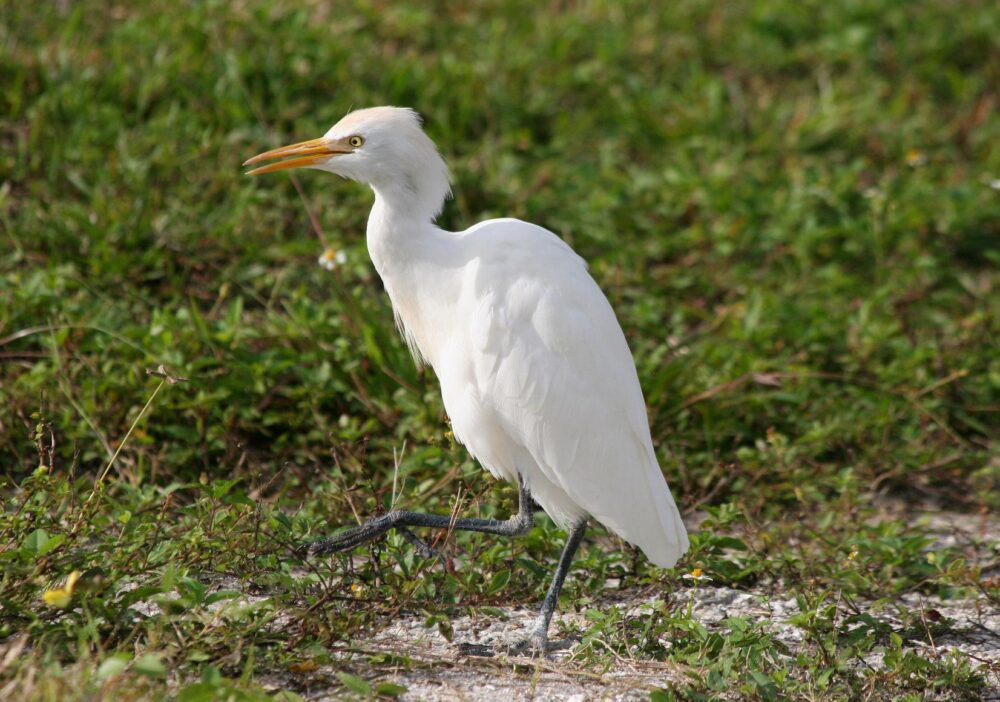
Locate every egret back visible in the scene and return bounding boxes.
[433,219,689,568]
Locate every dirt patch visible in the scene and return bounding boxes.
[280,583,995,701]
[273,507,997,701]
[230,507,1000,700]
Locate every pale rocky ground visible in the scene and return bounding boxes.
[125,507,996,700]
[254,507,999,701]
[283,585,996,701]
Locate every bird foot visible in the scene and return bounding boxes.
[297,520,437,559]
[297,524,379,557]
[457,631,550,658]
[398,528,439,559]
[505,632,550,657]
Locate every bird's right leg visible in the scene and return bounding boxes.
[302,480,534,557]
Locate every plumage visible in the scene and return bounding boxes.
[380,217,688,566]
[245,106,689,651]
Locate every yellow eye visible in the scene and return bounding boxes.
[348,136,364,148]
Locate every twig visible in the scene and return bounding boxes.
[95,367,186,486]
[97,380,163,488]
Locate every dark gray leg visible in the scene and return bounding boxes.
[519,518,588,652]
[303,480,534,556]
[459,518,589,658]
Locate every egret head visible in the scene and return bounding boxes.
[245,106,451,220]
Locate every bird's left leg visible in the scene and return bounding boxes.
[302,480,535,557]
[511,518,588,654]
[459,518,588,658]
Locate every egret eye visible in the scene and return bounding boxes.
[348,136,364,148]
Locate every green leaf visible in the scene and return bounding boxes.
[272,512,293,530]
[436,618,454,642]
[96,655,129,680]
[23,528,49,555]
[713,536,748,551]
[375,682,407,698]
[201,665,222,685]
[488,569,510,593]
[749,670,778,702]
[176,683,220,702]
[205,589,242,606]
[337,672,372,696]
[207,479,241,498]
[37,533,66,558]
[133,653,167,677]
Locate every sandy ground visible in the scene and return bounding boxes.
[277,585,997,701]
[256,507,999,701]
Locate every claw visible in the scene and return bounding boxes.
[299,524,376,557]
[456,642,495,657]
[298,513,419,559]
[398,528,438,558]
[293,537,343,558]
[304,531,435,559]
[504,632,549,657]
[456,631,549,658]
[302,537,346,557]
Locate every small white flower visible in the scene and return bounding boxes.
[990,179,1000,191]
[682,567,711,583]
[904,149,928,168]
[318,248,347,271]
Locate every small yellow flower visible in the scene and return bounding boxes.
[43,570,82,608]
[350,582,365,595]
[288,660,318,674]
[905,149,928,167]
[690,568,703,578]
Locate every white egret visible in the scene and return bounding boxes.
[244,107,689,654]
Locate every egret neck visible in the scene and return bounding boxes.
[366,166,456,371]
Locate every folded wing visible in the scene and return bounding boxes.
[465,219,689,568]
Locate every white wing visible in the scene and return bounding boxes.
[450,219,689,568]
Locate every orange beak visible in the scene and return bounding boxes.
[243,137,348,175]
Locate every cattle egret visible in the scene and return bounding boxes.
[244,107,689,654]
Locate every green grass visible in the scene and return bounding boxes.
[1,0,998,699]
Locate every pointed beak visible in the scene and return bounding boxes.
[243,137,348,176]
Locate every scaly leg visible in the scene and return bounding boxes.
[459,518,589,657]
[510,518,588,654]
[302,480,534,556]
[306,481,588,658]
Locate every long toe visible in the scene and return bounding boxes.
[455,628,548,658]
[398,528,438,558]
[301,527,368,557]
[506,632,549,657]
[455,641,496,658]
[298,538,340,557]
[455,636,546,658]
